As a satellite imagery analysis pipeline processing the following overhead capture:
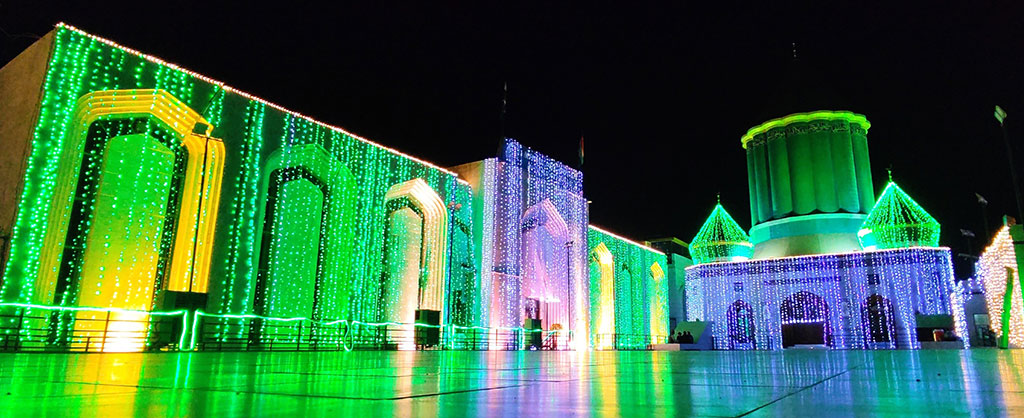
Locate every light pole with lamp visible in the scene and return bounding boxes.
[446,202,461,336]
[564,240,573,348]
[995,106,1024,221]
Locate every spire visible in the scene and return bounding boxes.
[859,180,940,249]
[690,201,754,264]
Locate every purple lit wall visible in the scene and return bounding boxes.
[452,139,589,347]
[685,247,968,350]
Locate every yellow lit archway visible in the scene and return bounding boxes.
[649,262,668,340]
[591,242,615,349]
[37,89,225,351]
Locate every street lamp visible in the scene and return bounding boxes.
[446,202,461,328]
[995,105,1024,221]
[564,240,574,345]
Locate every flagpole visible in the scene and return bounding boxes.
[996,106,1024,221]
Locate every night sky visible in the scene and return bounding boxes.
[4,2,1024,277]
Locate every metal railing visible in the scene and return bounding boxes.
[188,312,591,352]
[0,305,670,352]
[0,303,188,353]
[592,333,669,350]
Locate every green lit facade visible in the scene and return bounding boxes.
[743,111,874,258]
[587,226,669,349]
[0,25,479,350]
[0,24,672,351]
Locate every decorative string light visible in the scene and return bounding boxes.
[859,177,941,250]
[0,24,479,352]
[587,226,668,349]
[457,139,589,349]
[686,247,967,350]
[975,225,1024,347]
[690,200,753,265]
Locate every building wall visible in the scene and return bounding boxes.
[666,253,691,327]
[587,226,669,348]
[0,26,479,347]
[454,139,589,343]
[976,225,1024,348]
[686,247,964,350]
[0,31,54,273]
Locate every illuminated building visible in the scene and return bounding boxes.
[646,237,693,332]
[974,224,1024,348]
[586,226,669,349]
[0,24,668,351]
[452,139,590,349]
[685,112,969,350]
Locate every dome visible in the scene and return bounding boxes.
[858,179,940,250]
[690,201,754,264]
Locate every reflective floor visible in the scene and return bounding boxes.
[0,349,1022,417]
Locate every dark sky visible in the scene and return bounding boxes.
[4,2,1024,277]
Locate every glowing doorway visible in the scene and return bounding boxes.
[591,243,615,349]
[40,90,224,352]
[521,200,570,332]
[378,179,447,350]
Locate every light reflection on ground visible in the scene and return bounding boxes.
[0,349,1021,417]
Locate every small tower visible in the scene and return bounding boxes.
[858,178,940,250]
[743,111,874,258]
[690,199,754,264]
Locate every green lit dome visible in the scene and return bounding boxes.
[690,202,754,264]
[858,180,940,250]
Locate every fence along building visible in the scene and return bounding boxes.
[0,24,669,352]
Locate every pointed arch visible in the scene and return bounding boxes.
[861,294,897,348]
[521,199,570,330]
[250,143,356,325]
[780,291,831,348]
[381,178,449,314]
[34,89,224,351]
[38,89,224,305]
[590,242,615,349]
[727,299,756,349]
[649,262,668,339]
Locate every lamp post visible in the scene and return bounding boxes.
[446,202,461,328]
[995,106,1024,221]
[564,240,573,345]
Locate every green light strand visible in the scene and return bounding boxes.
[690,203,753,264]
[859,180,940,249]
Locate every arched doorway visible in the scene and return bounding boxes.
[253,168,329,319]
[521,200,570,332]
[861,294,896,348]
[446,215,477,327]
[616,262,646,349]
[649,263,668,341]
[780,291,831,348]
[590,243,615,349]
[41,90,225,352]
[249,143,355,344]
[727,300,757,349]
[378,179,448,349]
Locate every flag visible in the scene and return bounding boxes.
[960,229,976,238]
[995,105,1007,125]
[976,193,988,205]
[578,135,584,167]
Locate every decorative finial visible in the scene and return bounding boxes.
[887,167,893,182]
[792,42,797,59]
[716,192,721,204]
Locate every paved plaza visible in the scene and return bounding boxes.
[0,349,1021,417]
